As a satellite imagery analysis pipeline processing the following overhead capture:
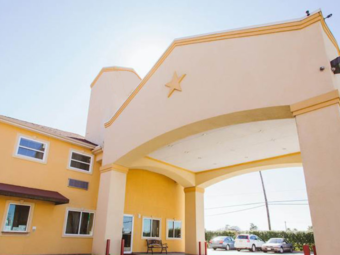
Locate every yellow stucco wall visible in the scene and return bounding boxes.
[124,169,185,253]
[0,122,100,255]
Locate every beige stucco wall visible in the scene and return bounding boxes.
[103,21,337,167]
[92,168,127,255]
[321,29,340,90]
[185,189,205,255]
[295,104,340,255]
[86,70,141,146]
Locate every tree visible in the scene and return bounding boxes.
[229,226,241,232]
[250,223,258,231]
[307,226,313,232]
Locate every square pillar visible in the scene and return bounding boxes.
[92,164,128,255]
[185,187,205,255]
[292,90,340,255]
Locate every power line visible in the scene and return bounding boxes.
[270,204,309,206]
[269,199,308,204]
[205,199,308,210]
[270,199,308,202]
[206,205,265,216]
[205,201,264,210]
[205,189,306,198]
[205,203,309,217]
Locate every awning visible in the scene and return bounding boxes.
[0,183,69,205]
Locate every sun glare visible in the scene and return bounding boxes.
[123,36,171,78]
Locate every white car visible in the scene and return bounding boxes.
[234,234,264,252]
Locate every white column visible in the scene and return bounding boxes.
[185,187,205,255]
[292,90,340,255]
[92,164,128,255]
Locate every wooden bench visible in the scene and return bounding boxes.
[146,239,168,254]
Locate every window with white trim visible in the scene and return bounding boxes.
[142,218,160,238]
[3,203,31,232]
[68,151,93,173]
[64,209,95,236]
[16,136,48,162]
[167,220,182,239]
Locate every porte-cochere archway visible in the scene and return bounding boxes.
[88,12,340,255]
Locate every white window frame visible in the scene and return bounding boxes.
[1,201,34,234]
[63,207,95,238]
[141,217,161,239]
[67,149,94,174]
[166,219,182,240]
[14,135,49,164]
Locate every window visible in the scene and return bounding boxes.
[142,218,160,238]
[15,136,48,163]
[167,220,181,239]
[68,179,89,190]
[64,209,95,236]
[3,203,32,232]
[68,150,93,173]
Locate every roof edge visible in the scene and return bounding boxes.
[0,116,96,150]
[104,11,339,128]
[90,66,142,88]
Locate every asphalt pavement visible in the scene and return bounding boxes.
[207,248,304,255]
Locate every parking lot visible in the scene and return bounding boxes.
[208,248,304,255]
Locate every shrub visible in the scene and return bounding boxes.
[205,230,314,251]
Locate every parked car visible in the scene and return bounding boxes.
[234,234,264,252]
[209,236,235,250]
[262,238,294,253]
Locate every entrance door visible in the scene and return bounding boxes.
[122,214,134,254]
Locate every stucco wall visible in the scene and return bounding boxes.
[103,21,338,167]
[0,122,100,255]
[86,70,141,146]
[320,28,340,90]
[124,169,185,253]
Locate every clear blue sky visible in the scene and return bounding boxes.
[1,0,338,231]
[0,0,338,135]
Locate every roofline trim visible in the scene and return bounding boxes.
[174,9,323,41]
[104,11,339,128]
[0,117,96,150]
[90,66,142,88]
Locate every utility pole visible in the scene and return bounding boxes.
[259,171,272,230]
[285,221,287,231]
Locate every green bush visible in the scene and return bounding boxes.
[205,230,314,251]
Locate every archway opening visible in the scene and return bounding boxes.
[204,167,312,254]
[144,117,313,254]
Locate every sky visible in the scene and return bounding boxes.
[1,0,338,231]
[1,0,339,135]
[205,167,311,231]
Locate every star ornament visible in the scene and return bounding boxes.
[165,72,186,98]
